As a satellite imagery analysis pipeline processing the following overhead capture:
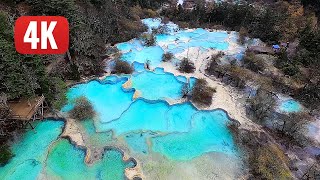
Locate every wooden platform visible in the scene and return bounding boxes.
[8,95,45,121]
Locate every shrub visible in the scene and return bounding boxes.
[141,33,156,46]
[302,163,320,179]
[47,77,67,110]
[275,50,299,76]
[243,52,266,73]
[238,27,248,44]
[144,9,158,18]
[205,52,224,74]
[0,145,13,166]
[176,21,189,29]
[206,58,219,75]
[162,52,173,62]
[112,60,133,74]
[295,78,320,110]
[273,112,313,146]
[69,96,95,120]
[191,79,216,106]
[152,24,170,34]
[247,88,276,123]
[178,58,195,73]
[281,63,299,76]
[130,6,144,20]
[251,144,292,179]
[231,128,292,179]
[180,82,190,98]
[0,105,10,120]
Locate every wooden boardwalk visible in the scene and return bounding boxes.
[7,95,45,123]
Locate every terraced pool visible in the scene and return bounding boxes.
[0,120,134,180]
[117,18,245,67]
[61,70,237,161]
[0,18,243,179]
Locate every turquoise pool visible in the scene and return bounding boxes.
[279,99,302,113]
[121,45,164,67]
[60,70,237,161]
[0,120,64,180]
[45,139,134,180]
[152,110,235,160]
[130,69,186,100]
[0,120,133,179]
[62,78,134,123]
[117,18,245,69]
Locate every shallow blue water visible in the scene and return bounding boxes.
[62,78,134,123]
[61,72,237,160]
[116,40,144,53]
[166,103,198,132]
[0,120,64,180]
[98,99,171,135]
[167,47,185,54]
[125,131,158,154]
[117,18,238,68]
[132,62,146,72]
[142,18,162,32]
[96,99,236,160]
[153,67,166,74]
[156,29,229,51]
[189,77,197,89]
[80,120,113,148]
[46,139,134,180]
[0,120,135,179]
[279,99,302,113]
[130,69,186,100]
[152,110,235,160]
[156,34,177,43]
[121,45,164,67]
[104,75,119,83]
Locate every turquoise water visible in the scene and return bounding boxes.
[166,103,198,132]
[97,100,201,136]
[155,29,229,51]
[96,99,236,159]
[121,45,164,67]
[0,120,135,179]
[142,18,162,32]
[60,70,237,160]
[0,120,63,179]
[125,131,158,154]
[133,62,146,72]
[63,74,237,160]
[279,99,302,113]
[189,77,197,89]
[104,75,119,83]
[80,120,113,148]
[62,78,134,123]
[152,110,235,160]
[130,69,186,100]
[46,139,134,180]
[167,46,185,54]
[117,18,245,69]
[97,99,171,134]
[116,40,144,53]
